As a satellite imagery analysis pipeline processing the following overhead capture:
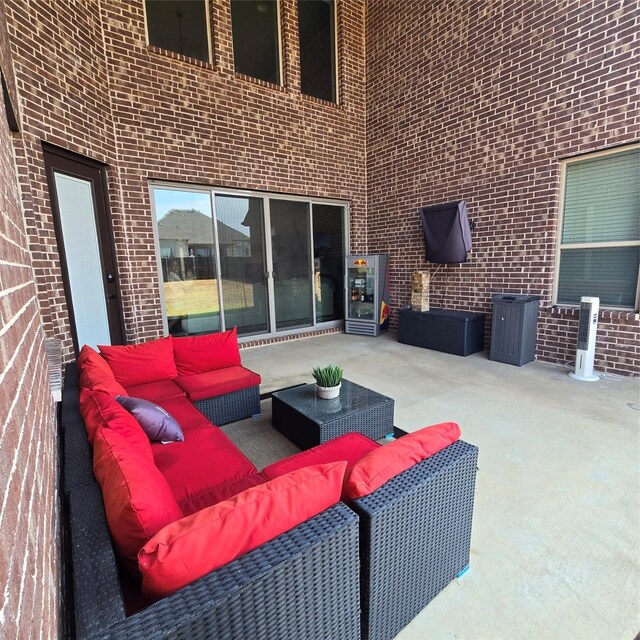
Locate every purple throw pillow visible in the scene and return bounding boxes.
[115,396,184,443]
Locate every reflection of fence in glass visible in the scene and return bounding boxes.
[161,255,257,320]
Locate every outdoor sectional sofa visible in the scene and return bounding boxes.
[60,331,479,640]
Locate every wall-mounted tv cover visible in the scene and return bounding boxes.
[419,200,472,263]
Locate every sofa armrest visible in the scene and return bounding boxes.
[68,482,360,640]
[351,439,479,640]
[68,483,127,638]
[61,364,97,493]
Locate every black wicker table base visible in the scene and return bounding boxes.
[271,379,395,450]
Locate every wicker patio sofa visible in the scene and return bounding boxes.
[353,440,478,640]
[62,346,478,640]
[61,363,361,640]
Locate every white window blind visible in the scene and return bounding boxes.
[557,147,640,308]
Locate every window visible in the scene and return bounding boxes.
[231,0,281,84]
[153,188,221,335]
[298,0,337,102]
[556,146,640,309]
[151,184,347,338]
[145,0,210,62]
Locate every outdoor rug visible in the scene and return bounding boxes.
[220,398,301,469]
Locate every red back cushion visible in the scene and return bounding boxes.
[138,461,347,601]
[93,427,183,574]
[172,327,241,375]
[99,337,178,387]
[77,345,127,397]
[79,388,148,448]
[343,422,461,501]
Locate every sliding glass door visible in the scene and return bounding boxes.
[270,199,313,330]
[215,195,269,335]
[152,185,347,339]
[312,204,344,322]
[153,188,221,336]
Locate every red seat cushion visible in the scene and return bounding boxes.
[172,327,242,375]
[151,428,263,515]
[77,345,127,397]
[343,422,461,501]
[138,461,347,601]
[93,427,183,574]
[99,337,178,387]
[79,388,148,447]
[153,397,212,434]
[262,432,380,481]
[125,379,185,404]
[174,366,261,402]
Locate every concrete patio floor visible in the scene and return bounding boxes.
[241,332,640,640]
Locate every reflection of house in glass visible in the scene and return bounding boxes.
[158,208,250,280]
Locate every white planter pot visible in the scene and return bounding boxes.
[316,382,341,400]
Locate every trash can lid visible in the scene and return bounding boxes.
[492,294,540,303]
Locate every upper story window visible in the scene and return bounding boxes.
[231,0,281,84]
[555,145,639,309]
[145,0,211,62]
[298,0,337,102]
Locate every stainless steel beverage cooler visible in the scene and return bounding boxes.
[344,255,389,336]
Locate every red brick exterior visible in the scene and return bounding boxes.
[366,0,640,375]
[0,1,638,636]
[0,3,59,636]
[4,0,367,361]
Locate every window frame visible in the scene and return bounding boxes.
[297,0,339,103]
[553,143,640,311]
[230,0,284,86]
[149,181,350,339]
[143,0,213,64]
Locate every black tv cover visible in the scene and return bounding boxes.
[419,200,472,264]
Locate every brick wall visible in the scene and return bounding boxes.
[366,0,640,375]
[0,4,59,636]
[3,0,638,377]
[5,0,367,354]
[5,0,117,363]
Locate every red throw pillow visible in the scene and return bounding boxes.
[99,337,178,387]
[342,422,461,501]
[93,427,183,574]
[77,345,127,397]
[79,388,149,448]
[172,327,241,375]
[138,461,347,601]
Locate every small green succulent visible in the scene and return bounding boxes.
[312,364,344,388]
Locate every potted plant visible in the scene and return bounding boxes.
[312,364,344,399]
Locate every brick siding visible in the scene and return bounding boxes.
[4,0,367,357]
[0,4,59,636]
[0,1,637,636]
[366,0,640,375]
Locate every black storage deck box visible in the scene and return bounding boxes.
[398,308,485,356]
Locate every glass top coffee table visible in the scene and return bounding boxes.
[271,379,395,450]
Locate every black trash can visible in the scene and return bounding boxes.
[490,294,540,366]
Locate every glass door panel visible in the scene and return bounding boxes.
[312,204,344,322]
[54,173,111,348]
[270,199,313,330]
[153,188,221,335]
[347,266,375,320]
[215,195,269,335]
